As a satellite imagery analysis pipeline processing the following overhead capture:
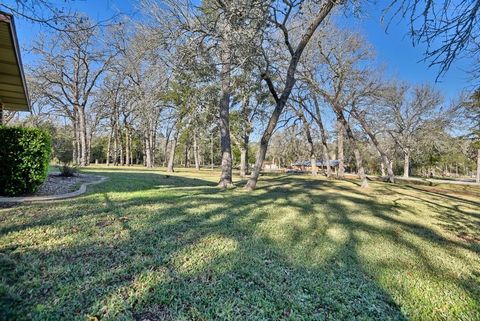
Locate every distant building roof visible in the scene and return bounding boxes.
[292,160,340,167]
[0,11,30,112]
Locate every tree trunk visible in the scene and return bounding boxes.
[240,96,250,178]
[72,138,77,166]
[240,147,248,178]
[143,135,148,167]
[476,149,480,184]
[240,131,250,178]
[119,129,124,166]
[184,142,190,168]
[106,131,112,166]
[150,127,156,167]
[76,128,81,165]
[218,44,233,188]
[403,149,410,178]
[145,131,153,168]
[210,132,214,170]
[335,109,368,188]
[73,115,81,166]
[244,0,336,190]
[245,97,285,190]
[87,133,92,166]
[311,96,331,178]
[125,128,130,166]
[163,125,173,168]
[77,106,88,167]
[194,133,200,171]
[336,120,345,178]
[72,118,78,166]
[353,147,368,188]
[296,108,317,176]
[163,139,169,168]
[167,131,178,173]
[114,126,119,166]
[353,111,395,183]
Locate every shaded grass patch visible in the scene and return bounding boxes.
[1,167,479,320]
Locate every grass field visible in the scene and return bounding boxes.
[1,167,479,321]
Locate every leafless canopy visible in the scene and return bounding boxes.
[0,0,119,31]
[385,0,480,78]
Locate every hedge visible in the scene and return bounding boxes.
[0,126,52,196]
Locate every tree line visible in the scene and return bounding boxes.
[4,0,480,186]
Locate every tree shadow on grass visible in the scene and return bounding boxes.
[1,171,479,320]
[0,171,217,235]
[381,184,480,245]
[403,185,480,209]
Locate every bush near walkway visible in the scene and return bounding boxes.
[0,126,51,196]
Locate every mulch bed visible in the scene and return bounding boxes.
[31,173,100,196]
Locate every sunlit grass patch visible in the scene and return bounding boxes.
[172,234,238,275]
[0,167,479,321]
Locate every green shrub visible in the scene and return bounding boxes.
[0,126,52,196]
[59,165,77,177]
[52,126,73,165]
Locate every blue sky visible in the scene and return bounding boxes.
[10,0,473,101]
[337,2,472,101]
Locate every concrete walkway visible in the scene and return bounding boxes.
[0,175,108,203]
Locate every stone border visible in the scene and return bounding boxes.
[0,175,108,203]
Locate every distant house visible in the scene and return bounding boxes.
[291,160,340,172]
[262,159,281,171]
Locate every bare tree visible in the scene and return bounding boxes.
[230,70,271,178]
[291,102,318,175]
[296,43,335,178]
[386,0,480,79]
[462,89,480,183]
[0,0,119,32]
[245,0,340,190]
[309,94,333,178]
[350,103,395,183]
[111,24,172,168]
[32,17,114,166]
[141,0,267,187]
[346,74,396,183]
[336,121,346,178]
[301,26,372,187]
[382,84,443,178]
[167,125,180,173]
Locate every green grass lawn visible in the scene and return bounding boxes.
[1,167,479,321]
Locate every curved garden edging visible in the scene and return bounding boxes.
[0,175,108,203]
